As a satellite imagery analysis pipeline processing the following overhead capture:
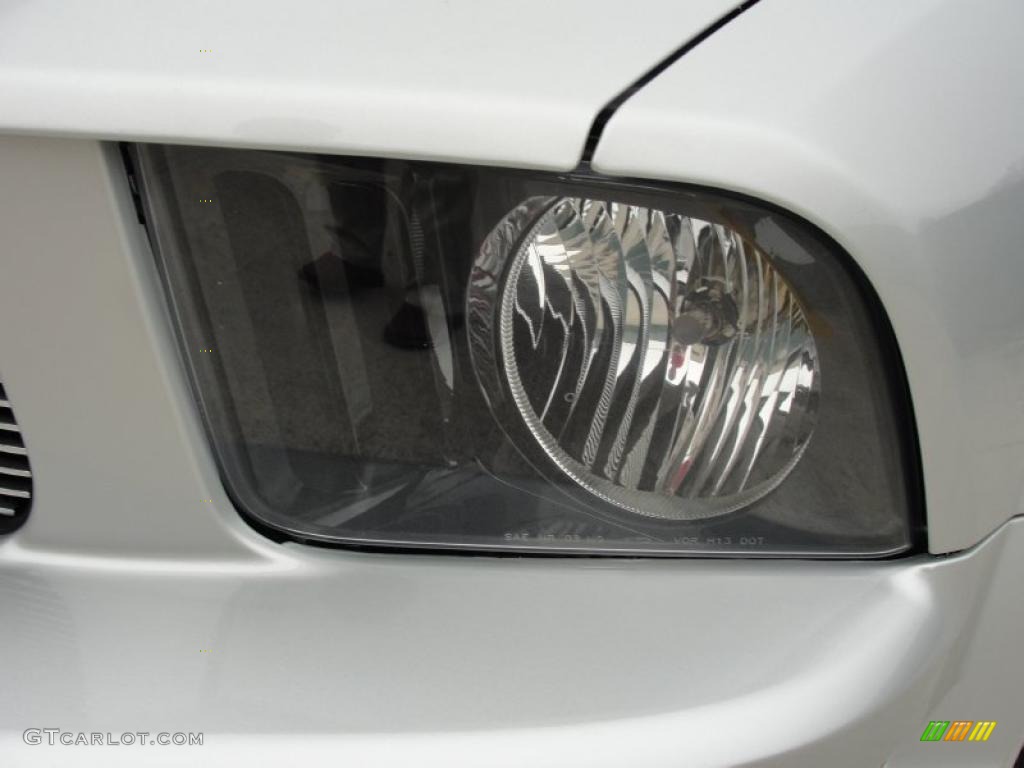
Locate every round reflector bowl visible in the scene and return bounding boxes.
[470,197,820,521]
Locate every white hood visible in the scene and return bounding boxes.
[0,0,737,169]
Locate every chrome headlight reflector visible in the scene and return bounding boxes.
[470,197,819,522]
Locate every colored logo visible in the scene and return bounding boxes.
[920,721,996,742]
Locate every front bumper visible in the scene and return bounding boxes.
[1,516,1022,767]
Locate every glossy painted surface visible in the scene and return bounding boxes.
[0,520,1022,767]
[593,0,1024,554]
[0,0,736,170]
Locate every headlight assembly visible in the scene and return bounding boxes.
[133,144,918,557]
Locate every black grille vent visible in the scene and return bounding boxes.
[0,382,32,534]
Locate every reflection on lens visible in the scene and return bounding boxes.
[471,197,820,520]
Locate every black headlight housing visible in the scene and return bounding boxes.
[131,143,920,557]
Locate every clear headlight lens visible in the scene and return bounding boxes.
[133,144,917,557]
[470,197,819,521]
